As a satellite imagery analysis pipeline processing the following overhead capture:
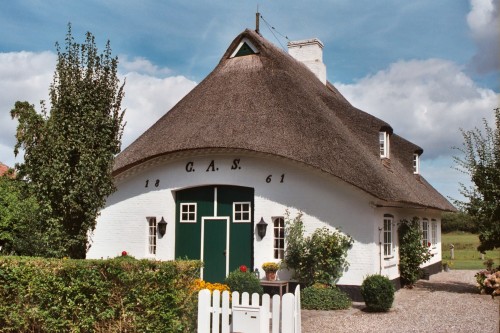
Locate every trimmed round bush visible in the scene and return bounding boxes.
[360,275,395,312]
[224,269,263,296]
[301,284,352,310]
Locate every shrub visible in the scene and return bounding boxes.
[301,284,351,310]
[360,275,395,312]
[0,256,202,332]
[283,210,353,286]
[398,217,432,287]
[475,260,500,298]
[224,269,263,296]
[193,279,230,294]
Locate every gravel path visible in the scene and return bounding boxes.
[301,270,499,333]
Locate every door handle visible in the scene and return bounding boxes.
[223,250,226,257]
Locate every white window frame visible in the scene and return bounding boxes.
[431,219,437,248]
[180,203,197,223]
[379,131,390,158]
[233,202,251,223]
[147,217,157,255]
[383,215,394,258]
[413,154,420,174]
[273,216,285,259]
[422,219,429,247]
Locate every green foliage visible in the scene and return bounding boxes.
[10,25,125,258]
[224,269,263,296]
[0,176,44,256]
[283,211,353,286]
[453,107,500,252]
[301,284,351,310]
[360,275,395,312]
[441,211,477,233]
[0,257,201,332]
[398,217,432,286]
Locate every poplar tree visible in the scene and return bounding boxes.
[454,107,500,252]
[11,26,125,258]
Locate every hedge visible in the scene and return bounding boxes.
[0,256,202,332]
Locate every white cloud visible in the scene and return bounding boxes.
[0,51,196,168]
[335,58,498,201]
[119,56,173,77]
[120,72,196,148]
[466,0,500,74]
[336,58,498,159]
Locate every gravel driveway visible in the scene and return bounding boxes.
[301,270,499,333]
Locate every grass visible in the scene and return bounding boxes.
[441,232,500,270]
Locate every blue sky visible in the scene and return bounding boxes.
[0,0,499,203]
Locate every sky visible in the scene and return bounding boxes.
[0,0,499,204]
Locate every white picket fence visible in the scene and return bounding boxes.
[197,285,301,333]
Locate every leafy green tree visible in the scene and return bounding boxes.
[454,108,500,252]
[10,26,125,258]
[0,175,45,256]
[398,217,432,287]
[441,211,477,233]
[283,211,353,286]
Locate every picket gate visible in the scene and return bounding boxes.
[197,285,301,333]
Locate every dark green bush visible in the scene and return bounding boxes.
[224,269,263,296]
[360,275,395,312]
[0,256,202,332]
[301,284,351,310]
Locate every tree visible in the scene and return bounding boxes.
[398,217,432,287]
[0,175,45,256]
[11,25,125,258]
[454,108,500,252]
[283,211,353,286]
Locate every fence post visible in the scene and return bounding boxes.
[294,285,301,333]
[197,289,211,333]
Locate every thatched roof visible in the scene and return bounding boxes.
[113,29,455,212]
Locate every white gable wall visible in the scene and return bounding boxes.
[88,152,442,286]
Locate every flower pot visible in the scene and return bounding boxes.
[265,271,277,281]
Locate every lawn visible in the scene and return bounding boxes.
[441,232,500,270]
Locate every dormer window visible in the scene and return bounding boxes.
[413,154,420,174]
[230,38,259,58]
[379,131,390,158]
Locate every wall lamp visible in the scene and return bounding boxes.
[158,217,168,237]
[256,217,268,239]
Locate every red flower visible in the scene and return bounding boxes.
[428,242,431,247]
[239,265,247,272]
[121,251,127,256]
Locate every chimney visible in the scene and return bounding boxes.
[287,38,327,85]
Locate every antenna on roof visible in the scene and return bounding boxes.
[255,5,260,35]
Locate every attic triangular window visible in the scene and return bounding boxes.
[230,38,259,58]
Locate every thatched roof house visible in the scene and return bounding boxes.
[113,29,454,212]
[90,28,454,295]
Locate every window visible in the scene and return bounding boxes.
[379,131,390,158]
[383,215,394,257]
[233,202,251,223]
[431,219,437,247]
[413,154,420,174]
[148,217,157,255]
[273,217,285,259]
[180,203,197,223]
[422,219,429,247]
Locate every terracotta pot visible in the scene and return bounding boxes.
[265,271,277,281]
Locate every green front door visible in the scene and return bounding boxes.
[202,218,228,282]
[175,185,254,282]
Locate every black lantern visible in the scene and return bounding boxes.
[256,217,268,239]
[158,217,167,237]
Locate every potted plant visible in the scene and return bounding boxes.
[262,262,280,281]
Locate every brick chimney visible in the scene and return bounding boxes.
[287,38,327,85]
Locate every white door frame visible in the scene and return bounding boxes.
[200,216,230,280]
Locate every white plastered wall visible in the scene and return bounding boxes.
[88,152,441,286]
